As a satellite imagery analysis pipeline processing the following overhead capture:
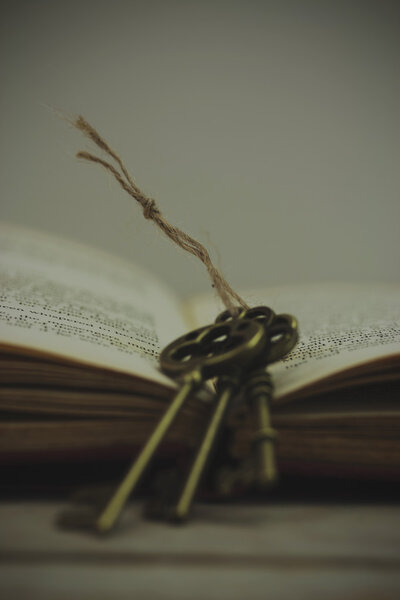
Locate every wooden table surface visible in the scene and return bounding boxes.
[1,497,400,600]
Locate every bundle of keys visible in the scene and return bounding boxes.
[64,117,299,533]
[93,306,298,533]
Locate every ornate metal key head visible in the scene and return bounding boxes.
[216,307,298,365]
[160,318,266,381]
[94,318,266,533]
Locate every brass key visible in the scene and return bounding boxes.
[216,307,298,488]
[160,319,269,522]
[247,312,298,487]
[95,317,266,533]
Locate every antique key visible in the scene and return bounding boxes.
[158,317,269,522]
[216,307,298,490]
[94,317,267,533]
[160,307,298,522]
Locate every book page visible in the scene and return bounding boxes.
[186,282,400,400]
[0,223,189,386]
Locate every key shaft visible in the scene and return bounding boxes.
[245,368,277,487]
[95,375,198,533]
[172,377,237,522]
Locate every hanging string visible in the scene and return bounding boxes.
[71,116,248,314]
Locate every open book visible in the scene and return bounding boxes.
[1,223,400,482]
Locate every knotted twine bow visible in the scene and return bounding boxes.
[72,116,248,314]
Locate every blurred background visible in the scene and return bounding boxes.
[1,0,399,299]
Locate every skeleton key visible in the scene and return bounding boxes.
[158,318,269,522]
[153,319,267,521]
[94,317,266,533]
[216,307,298,489]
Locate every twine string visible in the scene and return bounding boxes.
[72,116,248,314]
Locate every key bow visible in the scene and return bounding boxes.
[160,318,267,380]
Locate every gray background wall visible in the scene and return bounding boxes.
[1,0,399,300]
